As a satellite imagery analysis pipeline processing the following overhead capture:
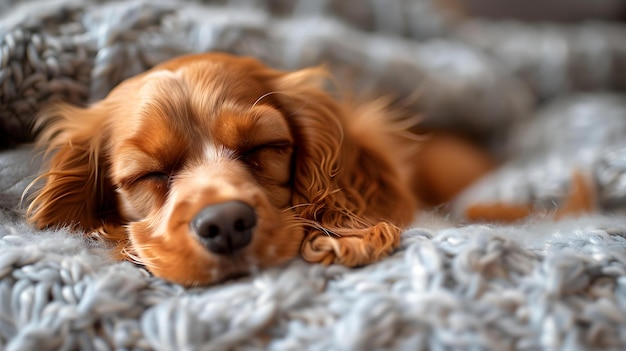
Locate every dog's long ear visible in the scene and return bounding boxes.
[271,69,417,266]
[27,102,120,236]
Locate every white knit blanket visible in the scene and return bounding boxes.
[2,199,626,350]
[2,1,626,350]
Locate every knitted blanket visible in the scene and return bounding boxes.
[2,1,626,350]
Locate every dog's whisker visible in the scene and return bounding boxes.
[294,218,337,237]
[122,249,160,270]
[282,203,315,212]
[251,91,289,109]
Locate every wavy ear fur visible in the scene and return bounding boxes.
[27,103,123,243]
[272,69,418,266]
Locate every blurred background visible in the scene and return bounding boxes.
[455,0,625,22]
[4,0,626,211]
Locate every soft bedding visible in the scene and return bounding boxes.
[1,1,626,350]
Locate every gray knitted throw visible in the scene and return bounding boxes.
[2,1,626,350]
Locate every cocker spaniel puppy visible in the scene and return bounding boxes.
[27,53,589,286]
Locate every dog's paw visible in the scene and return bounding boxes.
[300,222,401,267]
[456,168,595,222]
[454,94,626,222]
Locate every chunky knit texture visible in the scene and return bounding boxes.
[2,1,626,350]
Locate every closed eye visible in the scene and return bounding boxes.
[238,142,293,175]
[134,171,170,185]
[240,140,293,158]
[117,171,170,194]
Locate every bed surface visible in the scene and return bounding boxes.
[2,1,626,350]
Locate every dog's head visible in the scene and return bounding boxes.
[28,53,416,286]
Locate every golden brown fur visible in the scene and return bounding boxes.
[28,53,592,286]
[28,53,423,286]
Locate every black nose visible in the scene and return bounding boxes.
[191,201,256,255]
